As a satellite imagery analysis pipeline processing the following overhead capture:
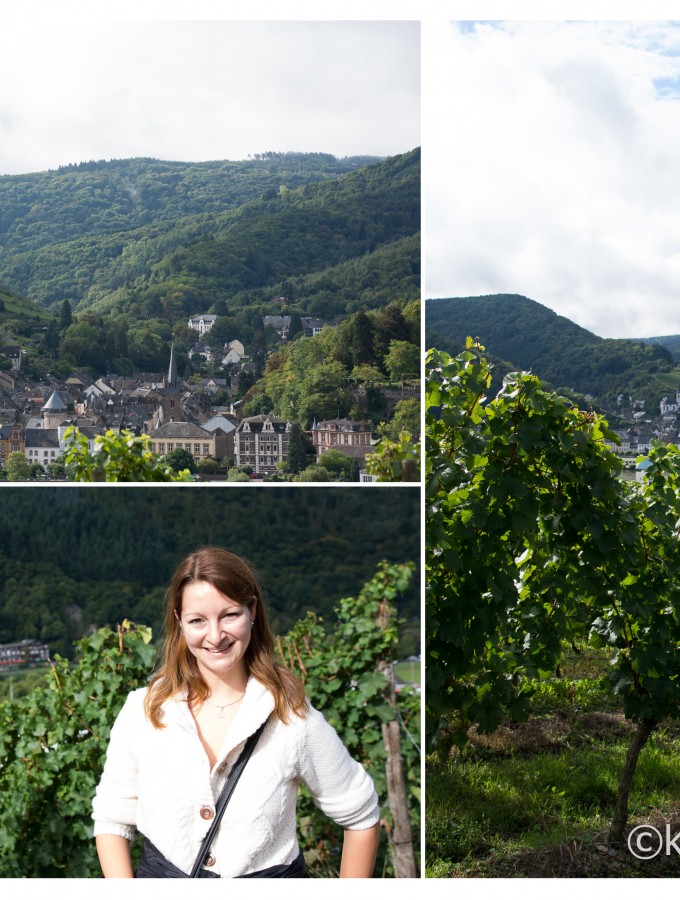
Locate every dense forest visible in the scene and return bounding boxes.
[640,333,680,362]
[426,294,678,411]
[0,150,419,318]
[0,487,420,658]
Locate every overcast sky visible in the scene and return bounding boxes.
[0,13,419,176]
[424,20,680,339]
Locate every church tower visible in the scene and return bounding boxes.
[160,342,182,423]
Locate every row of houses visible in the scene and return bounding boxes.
[0,639,51,668]
[188,312,326,343]
[0,345,377,476]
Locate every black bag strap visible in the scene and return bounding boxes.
[189,719,267,878]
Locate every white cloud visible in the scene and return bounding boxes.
[0,18,419,174]
[424,21,680,338]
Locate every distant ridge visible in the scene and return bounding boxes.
[426,294,678,410]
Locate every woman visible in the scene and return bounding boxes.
[92,547,381,878]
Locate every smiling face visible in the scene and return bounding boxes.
[179,580,255,687]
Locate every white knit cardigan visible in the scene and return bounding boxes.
[92,676,380,877]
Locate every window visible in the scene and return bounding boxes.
[203,444,210,455]
[194,444,201,455]
[159,443,165,453]
[167,442,174,452]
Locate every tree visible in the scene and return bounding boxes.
[227,469,251,482]
[43,320,60,356]
[59,321,105,370]
[296,465,330,482]
[59,299,72,331]
[286,423,309,474]
[384,340,419,382]
[314,449,358,481]
[425,341,680,845]
[5,452,31,481]
[348,311,375,366]
[164,446,196,474]
[288,312,304,340]
[196,457,219,475]
[377,398,421,442]
[62,428,192,482]
[46,461,67,480]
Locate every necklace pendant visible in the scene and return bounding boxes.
[217,707,226,719]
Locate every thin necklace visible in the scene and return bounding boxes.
[205,693,245,718]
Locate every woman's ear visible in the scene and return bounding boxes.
[249,596,257,623]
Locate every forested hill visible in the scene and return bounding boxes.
[0,153,380,255]
[0,149,419,318]
[426,294,678,409]
[640,334,680,362]
[0,488,420,659]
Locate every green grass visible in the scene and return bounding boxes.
[427,724,680,876]
[426,651,680,877]
[395,659,420,686]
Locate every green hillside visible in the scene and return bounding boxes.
[426,294,678,410]
[640,334,680,362]
[0,285,53,361]
[0,487,420,658]
[0,150,419,318]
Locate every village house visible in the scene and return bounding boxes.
[262,316,291,340]
[188,314,217,336]
[148,421,217,461]
[262,316,326,341]
[0,345,22,371]
[311,418,374,462]
[302,317,324,337]
[0,422,23,465]
[200,414,237,460]
[660,387,680,417]
[25,428,61,466]
[234,415,291,475]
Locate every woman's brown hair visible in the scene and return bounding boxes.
[144,546,307,728]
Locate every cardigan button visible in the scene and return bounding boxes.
[204,854,216,868]
[200,806,215,820]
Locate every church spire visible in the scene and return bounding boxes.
[167,342,177,388]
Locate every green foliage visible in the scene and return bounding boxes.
[4,452,31,481]
[384,339,420,381]
[0,152,419,319]
[377,397,421,442]
[286,422,311,474]
[0,621,155,876]
[366,430,420,482]
[426,341,680,836]
[163,446,196,474]
[256,303,419,430]
[278,561,419,877]
[62,427,192,482]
